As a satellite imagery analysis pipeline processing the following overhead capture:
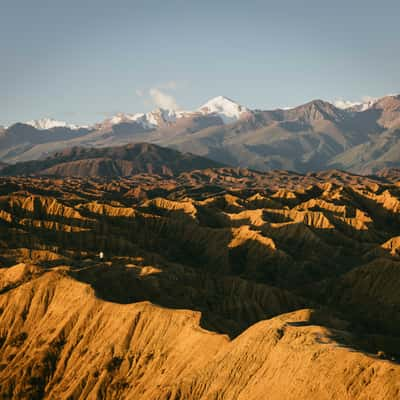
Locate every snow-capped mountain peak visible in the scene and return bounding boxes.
[102,97,250,129]
[333,97,379,112]
[104,108,190,130]
[11,93,400,132]
[25,118,83,130]
[146,108,183,125]
[18,96,250,131]
[199,96,249,123]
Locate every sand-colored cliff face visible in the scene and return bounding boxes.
[0,170,400,399]
[0,267,399,400]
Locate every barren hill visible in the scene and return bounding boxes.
[0,143,223,177]
[0,170,400,398]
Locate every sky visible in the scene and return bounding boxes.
[1,0,399,126]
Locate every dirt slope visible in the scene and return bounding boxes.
[0,170,400,398]
[0,267,399,400]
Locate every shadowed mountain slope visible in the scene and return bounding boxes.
[2,95,400,173]
[0,143,223,177]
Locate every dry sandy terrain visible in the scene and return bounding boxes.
[0,169,399,399]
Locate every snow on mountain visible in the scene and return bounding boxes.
[334,94,399,112]
[105,96,250,129]
[198,96,250,123]
[145,108,188,125]
[101,112,154,129]
[17,94,399,133]
[25,118,83,130]
[104,108,190,129]
[333,97,378,112]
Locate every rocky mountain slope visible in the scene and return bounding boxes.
[0,169,399,398]
[0,143,223,177]
[2,94,400,173]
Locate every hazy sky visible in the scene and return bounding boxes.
[1,0,399,126]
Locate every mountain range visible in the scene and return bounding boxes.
[1,94,400,174]
[0,143,223,177]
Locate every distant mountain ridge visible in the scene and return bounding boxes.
[20,96,249,131]
[1,94,400,174]
[25,117,84,130]
[0,143,223,177]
